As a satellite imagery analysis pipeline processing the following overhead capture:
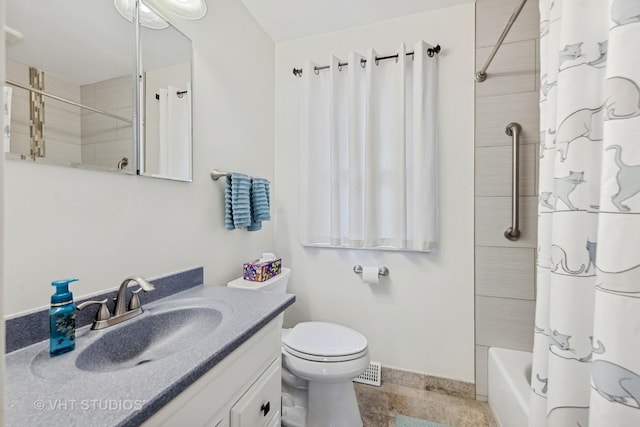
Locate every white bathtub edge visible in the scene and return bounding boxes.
[488,347,532,427]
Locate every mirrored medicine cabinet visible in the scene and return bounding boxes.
[4,0,193,182]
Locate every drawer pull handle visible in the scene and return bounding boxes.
[261,401,270,416]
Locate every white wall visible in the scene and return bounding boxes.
[274,3,475,381]
[3,0,276,316]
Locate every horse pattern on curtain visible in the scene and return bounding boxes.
[530,1,640,426]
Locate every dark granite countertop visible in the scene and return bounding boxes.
[4,284,294,427]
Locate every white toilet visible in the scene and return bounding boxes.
[228,268,370,427]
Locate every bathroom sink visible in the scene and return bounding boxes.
[75,306,225,372]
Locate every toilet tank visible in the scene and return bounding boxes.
[228,267,291,293]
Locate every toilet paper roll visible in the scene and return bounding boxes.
[361,266,380,284]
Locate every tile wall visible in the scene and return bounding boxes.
[474,0,540,400]
[80,75,134,171]
[5,59,132,170]
[6,59,82,163]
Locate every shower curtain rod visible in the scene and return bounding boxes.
[475,0,527,82]
[5,79,133,124]
[292,44,441,77]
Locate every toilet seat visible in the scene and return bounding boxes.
[283,344,368,362]
[282,321,368,362]
[282,347,370,383]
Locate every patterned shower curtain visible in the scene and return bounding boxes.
[530,1,640,426]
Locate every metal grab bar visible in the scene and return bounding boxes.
[505,122,522,241]
[475,0,528,82]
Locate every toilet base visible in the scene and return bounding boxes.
[281,404,306,427]
[281,377,308,427]
[307,381,363,427]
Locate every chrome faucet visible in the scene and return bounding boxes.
[114,276,155,316]
[77,276,155,330]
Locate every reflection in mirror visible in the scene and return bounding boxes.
[4,0,136,173]
[140,2,193,182]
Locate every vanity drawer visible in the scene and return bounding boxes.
[230,358,281,427]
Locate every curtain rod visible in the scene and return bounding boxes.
[155,90,189,100]
[475,0,527,82]
[5,79,133,124]
[292,44,441,77]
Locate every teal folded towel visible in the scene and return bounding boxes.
[225,173,251,230]
[248,177,271,231]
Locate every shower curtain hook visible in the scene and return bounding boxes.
[314,66,320,75]
[360,58,366,68]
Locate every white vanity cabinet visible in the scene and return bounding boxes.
[144,314,283,427]
[230,359,281,426]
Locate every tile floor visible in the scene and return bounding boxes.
[355,382,498,427]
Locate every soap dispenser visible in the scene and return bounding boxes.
[50,278,79,356]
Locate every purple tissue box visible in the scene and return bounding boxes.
[242,258,282,282]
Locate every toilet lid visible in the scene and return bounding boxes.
[282,321,368,358]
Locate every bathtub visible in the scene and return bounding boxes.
[488,347,532,427]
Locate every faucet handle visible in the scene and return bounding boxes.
[128,288,144,311]
[77,299,111,321]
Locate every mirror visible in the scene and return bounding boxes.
[4,0,136,173]
[140,3,193,181]
[3,0,193,182]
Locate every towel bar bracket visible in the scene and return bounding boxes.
[210,169,230,181]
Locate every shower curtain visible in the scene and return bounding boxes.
[158,84,191,180]
[299,41,437,251]
[530,1,640,426]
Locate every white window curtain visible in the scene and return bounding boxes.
[299,41,437,251]
[530,1,640,426]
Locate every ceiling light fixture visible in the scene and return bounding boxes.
[115,0,208,27]
[159,0,207,20]
[114,0,169,30]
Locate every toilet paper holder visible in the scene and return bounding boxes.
[353,265,389,276]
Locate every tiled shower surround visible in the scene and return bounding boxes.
[5,59,133,170]
[80,75,134,171]
[474,0,540,400]
[6,59,82,163]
